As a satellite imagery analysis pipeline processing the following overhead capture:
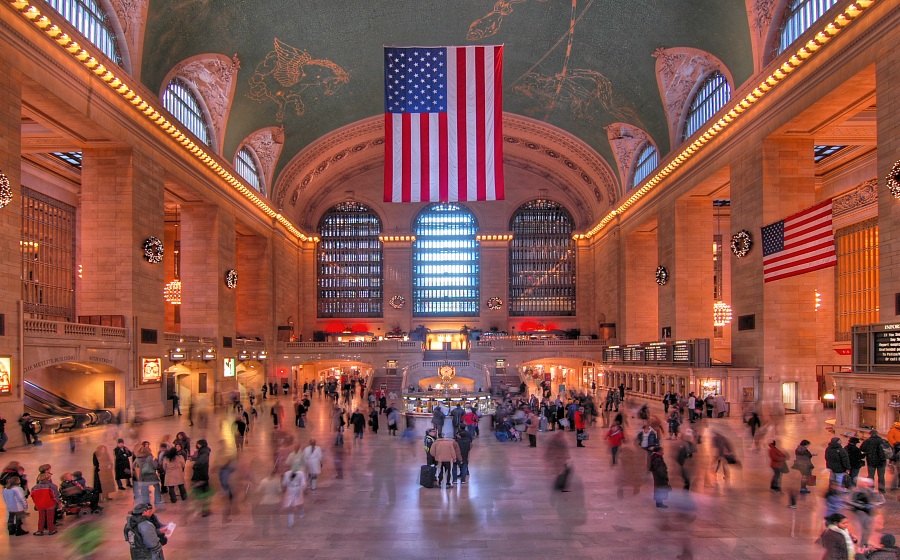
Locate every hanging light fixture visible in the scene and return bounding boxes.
[713,301,733,326]
[164,206,182,305]
[713,200,732,327]
[889,396,900,409]
[853,392,866,404]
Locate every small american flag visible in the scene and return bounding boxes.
[761,199,835,283]
[384,45,503,203]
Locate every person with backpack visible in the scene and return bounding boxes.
[132,445,163,507]
[859,430,889,493]
[123,502,168,560]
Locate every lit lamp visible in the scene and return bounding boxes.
[823,392,836,409]
[889,396,900,409]
[164,207,182,305]
[853,392,866,404]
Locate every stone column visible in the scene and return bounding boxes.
[876,43,900,322]
[623,229,658,343]
[382,238,414,335]
[80,147,166,414]
[478,237,510,332]
[731,137,819,412]
[180,204,236,403]
[657,199,714,340]
[235,234,272,341]
[0,58,22,425]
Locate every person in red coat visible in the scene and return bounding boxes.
[604,422,625,465]
[768,440,788,493]
[30,472,60,535]
[574,406,588,448]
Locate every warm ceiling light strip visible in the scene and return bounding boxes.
[575,0,876,240]
[6,0,313,242]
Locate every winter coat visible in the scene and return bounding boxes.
[455,430,473,462]
[649,451,669,488]
[430,438,462,463]
[30,481,60,510]
[825,441,851,473]
[768,444,787,469]
[190,446,211,484]
[860,435,888,467]
[114,446,134,479]
[793,445,815,476]
[133,456,160,483]
[161,455,186,486]
[93,450,116,497]
[846,444,865,470]
[525,412,540,436]
[301,445,323,476]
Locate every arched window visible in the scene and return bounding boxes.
[45,0,121,66]
[162,78,211,145]
[413,203,479,317]
[235,146,263,194]
[317,202,383,318]
[509,200,575,316]
[631,143,658,188]
[778,0,840,55]
[683,71,731,140]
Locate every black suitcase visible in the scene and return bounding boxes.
[419,464,436,488]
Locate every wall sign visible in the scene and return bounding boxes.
[223,357,236,377]
[140,358,162,384]
[0,357,11,394]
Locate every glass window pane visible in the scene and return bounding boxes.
[163,78,211,145]
[683,72,731,141]
[45,0,121,66]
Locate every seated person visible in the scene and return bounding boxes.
[59,471,102,513]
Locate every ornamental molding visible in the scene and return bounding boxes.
[240,126,285,195]
[274,114,618,214]
[652,47,732,147]
[833,178,877,218]
[161,54,241,155]
[108,0,147,75]
[605,123,653,196]
[745,0,779,71]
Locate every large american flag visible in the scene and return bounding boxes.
[384,45,504,203]
[761,199,836,283]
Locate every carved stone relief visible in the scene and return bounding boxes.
[167,54,241,154]
[241,126,285,195]
[108,0,148,74]
[605,123,652,195]
[652,47,730,146]
[833,178,877,217]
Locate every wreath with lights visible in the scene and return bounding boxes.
[487,296,503,310]
[655,265,669,286]
[888,159,900,199]
[0,171,12,209]
[730,229,753,258]
[225,269,238,289]
[389,295,405,309]
[142,237,164,264]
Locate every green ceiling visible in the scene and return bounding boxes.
[142,0,753,186]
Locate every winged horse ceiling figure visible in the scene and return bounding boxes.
[248,38,350,122]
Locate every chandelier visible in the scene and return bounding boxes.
[713,301,732,327]
[164,207,182,305]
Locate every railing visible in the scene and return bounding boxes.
[473,338,604,349]
[235,338,266,349]
[282,340,424,350]
[24,319,127,340]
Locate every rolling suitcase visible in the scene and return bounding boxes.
[419,464,437,488]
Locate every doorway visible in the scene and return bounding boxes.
[782,382,798,412]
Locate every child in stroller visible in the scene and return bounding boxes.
[59,472,102,516]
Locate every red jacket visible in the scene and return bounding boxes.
[605,426,625,447]
[31,482,60,510]
[574,411,587,430]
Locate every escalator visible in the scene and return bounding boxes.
[23,405,76,434]
[24,381,113,429]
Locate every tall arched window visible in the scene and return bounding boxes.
[683,71,731,141]
[45,0,121,66]
[778,0,840,55]
[162,78,211,145]
[509,200,575,316]
[235,146,263,194]
[317,202,383,318]
[631,143,658,189]
[413,203,479,316]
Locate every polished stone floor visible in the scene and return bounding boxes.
[0,394,896,559]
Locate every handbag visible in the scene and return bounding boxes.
[559,418,570,428]
[577,432,589,441]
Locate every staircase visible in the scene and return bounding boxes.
[490,373,524,395]
[369,374,405,396]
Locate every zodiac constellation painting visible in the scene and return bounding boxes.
[473,0,642,130]
[248,38,350,122]
[468,0,549,41]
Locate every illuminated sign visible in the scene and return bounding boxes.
[140,358,162,384]
[224,357,236,378]
[0,357,11,394]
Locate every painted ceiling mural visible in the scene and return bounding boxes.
[142,0,753,198]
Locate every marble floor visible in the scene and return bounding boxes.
[0,395,896,559]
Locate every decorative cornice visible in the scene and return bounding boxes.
[833,178,877,217]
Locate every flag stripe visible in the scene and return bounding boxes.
[762,199,835,283]
[384,45,503,202]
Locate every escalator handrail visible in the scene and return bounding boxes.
[25,381,101,414]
